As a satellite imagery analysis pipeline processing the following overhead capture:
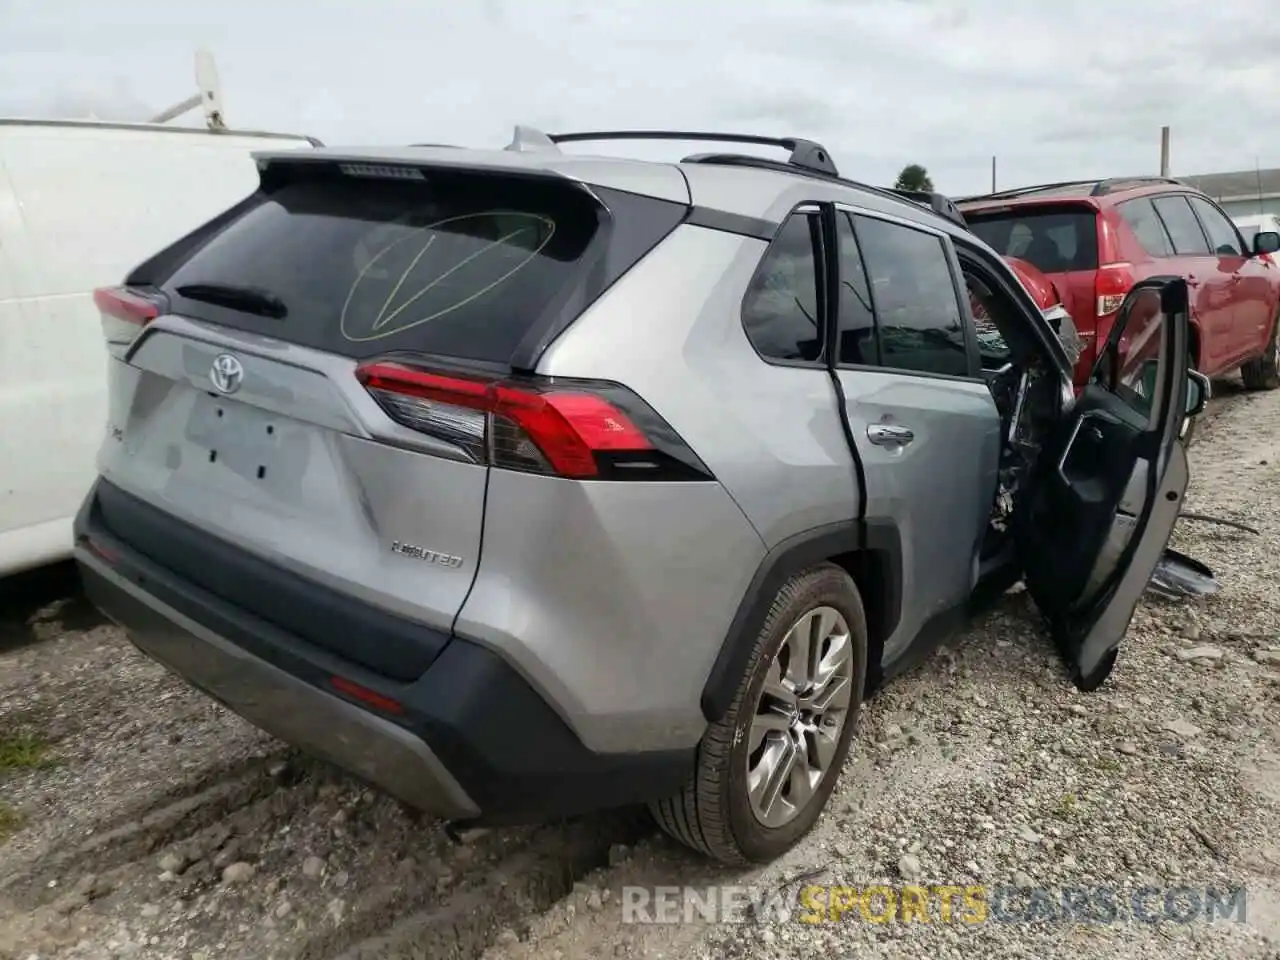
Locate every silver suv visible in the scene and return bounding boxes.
[76,129,1206,865]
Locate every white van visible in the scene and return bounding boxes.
[0,119,316,576]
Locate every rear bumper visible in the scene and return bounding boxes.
[79,550,479,819]
[74,481,694,823]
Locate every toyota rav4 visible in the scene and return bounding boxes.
[75,129,1207,865]
[958,177,1280,405]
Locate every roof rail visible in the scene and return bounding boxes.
[680,153,969,230]
[497,125,966,230]
[956,179,1100,203]
[539,129,840,176]
[884,188,968,227]
[1090,175,1184,196]
[959,175,1188,204]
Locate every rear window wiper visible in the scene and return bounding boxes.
[174,282,289,319]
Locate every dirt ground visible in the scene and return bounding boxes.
[4,378,1280,960]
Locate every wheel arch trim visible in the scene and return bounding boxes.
[699,518,903,722]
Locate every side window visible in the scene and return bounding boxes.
[742,212,824,363]
[1119,198,1173,257]
[962,265,1014,370]
[1152,196,1211,255]
[834,212,878,365]
[854,215,969,377]
[1095,286,1168,423]
[1188,196,1243,256]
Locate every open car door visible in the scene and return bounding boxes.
[1014,277,1205,691]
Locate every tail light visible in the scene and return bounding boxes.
[1095,262,1134,318]
[93,286,160,325]
[355,361,714,482]
[94,286,163,346]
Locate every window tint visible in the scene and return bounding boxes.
[742,212,824,363]
[966,208,1099,273]
[1119,198,1173,257]
[1151,196,1210,255]
[834,212,877,365]
[158,167,627,363]
[1188,197,1243,256]
[855,216,968,377]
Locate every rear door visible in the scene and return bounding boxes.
[1150,195,1233,370]
[1015,277,1191,690]
[94,159,687,679]
[1188,195,1273,362]
[831,205,1002,664]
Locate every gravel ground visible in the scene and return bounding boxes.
[3,378,1279,960]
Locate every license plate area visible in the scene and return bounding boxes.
[185,392,292,484]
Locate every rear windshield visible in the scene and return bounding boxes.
[158,167,608,364]
[966,207,1099,273]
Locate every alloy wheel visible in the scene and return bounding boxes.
[745,606,855,828]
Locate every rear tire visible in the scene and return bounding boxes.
[1241,310,1280,391]
[650,564,868,865]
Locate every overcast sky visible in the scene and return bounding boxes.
[1,0,1277,195]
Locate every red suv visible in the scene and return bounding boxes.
[958,177,1280,392]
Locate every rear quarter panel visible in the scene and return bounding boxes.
[454,223,860,753]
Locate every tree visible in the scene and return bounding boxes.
[894,164,934,193]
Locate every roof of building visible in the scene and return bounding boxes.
[1179,168,1280,201]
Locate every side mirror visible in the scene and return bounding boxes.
[1185,370,1210,417]
[1132,360,1208,419]
[1253,231,1280,255]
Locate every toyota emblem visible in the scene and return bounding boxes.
[209,353,245,395]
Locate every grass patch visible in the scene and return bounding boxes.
[1053,793,1081,820]
[0,803,22,840]
[0,733,54,771]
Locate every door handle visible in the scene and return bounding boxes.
[867,423,915,447]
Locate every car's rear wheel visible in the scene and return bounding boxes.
[650,564,868,864]
[1241,310,1280,391]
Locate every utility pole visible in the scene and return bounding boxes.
[1160,126,1171,177]
[991,156,997,192]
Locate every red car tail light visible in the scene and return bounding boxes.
[355,361,713,482]
[1095,262,1135,318]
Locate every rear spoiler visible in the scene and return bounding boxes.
[249,149,575,188]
